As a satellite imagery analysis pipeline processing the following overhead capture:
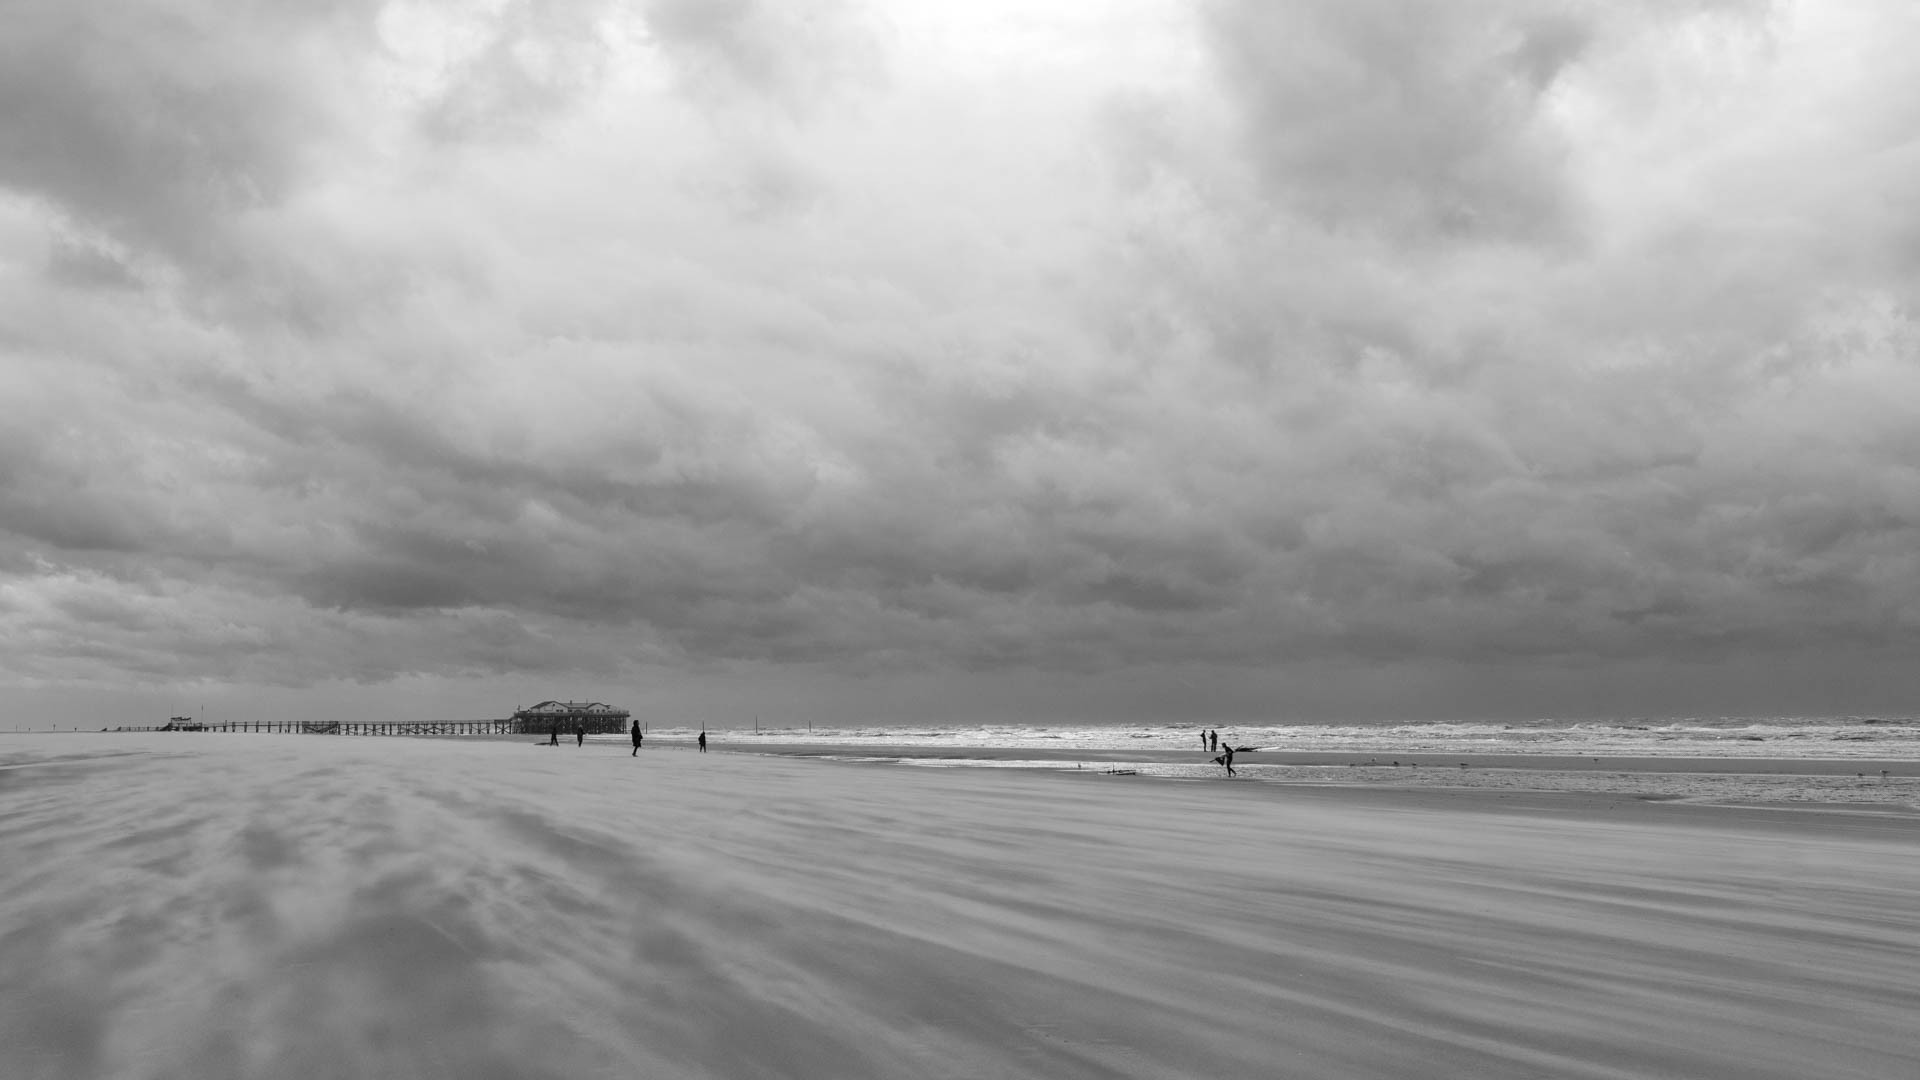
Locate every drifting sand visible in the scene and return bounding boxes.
[4,733,1918,1079]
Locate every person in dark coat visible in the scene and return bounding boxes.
[549,725,559,746]
[576,725,584,747]
[697,730,707,753]
[631,720,643,756]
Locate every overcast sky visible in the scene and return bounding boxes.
[5,0,1919,727]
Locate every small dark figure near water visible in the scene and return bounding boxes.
[1209,730,1219,753]
[549,726,559,746]
[1222,744,1236,777]
[698,731,707,752]
[576,725,584,747]
[1199,729,1208,750]
[631,720,643,756]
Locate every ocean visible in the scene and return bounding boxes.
[644,715,1920,760]
[631,717,1920,808]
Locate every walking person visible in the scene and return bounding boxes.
[631,719,643,756]
[575,724,584,747]
[1222,743,1236,778]
[697,730,707,753]
[549,725,559,747]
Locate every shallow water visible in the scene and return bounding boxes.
[867,757,1920,811]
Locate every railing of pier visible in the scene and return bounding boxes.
[109,718,631,737]
[111,720,528,736]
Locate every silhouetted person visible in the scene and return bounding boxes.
[1200,729,1208,750]
[1222,744,1236,777]
[698,731,707,753]
[1209,730,1219,753]
[631,720,643,756]
[549,726,559,746]
[576,725,584,747]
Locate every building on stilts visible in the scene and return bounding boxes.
[510,700,630,736]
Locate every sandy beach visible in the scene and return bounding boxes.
[4,733,1918,1079]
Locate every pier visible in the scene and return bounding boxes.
[117,720,518,736]
[115,700,632,738]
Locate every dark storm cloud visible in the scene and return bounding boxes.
[1203,0,1588,243]
[642,0,880,110]
[419,0,616,142]
[1068,0,1920,679]
[44,231,142,291]
[4,0,1920,717]
[0,1,377,260]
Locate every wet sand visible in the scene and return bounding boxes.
[4,732,1918,1078]
[733,739,1920,774]
[726,739,1920,816]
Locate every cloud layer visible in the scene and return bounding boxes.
[4,0,1919,720]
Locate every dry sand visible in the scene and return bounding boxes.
[4,733,1918,1079]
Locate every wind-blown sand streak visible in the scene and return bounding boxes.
[3,733,1917,1079]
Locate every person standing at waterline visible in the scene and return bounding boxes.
[697,731,707,753]
[630,720,643,756]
